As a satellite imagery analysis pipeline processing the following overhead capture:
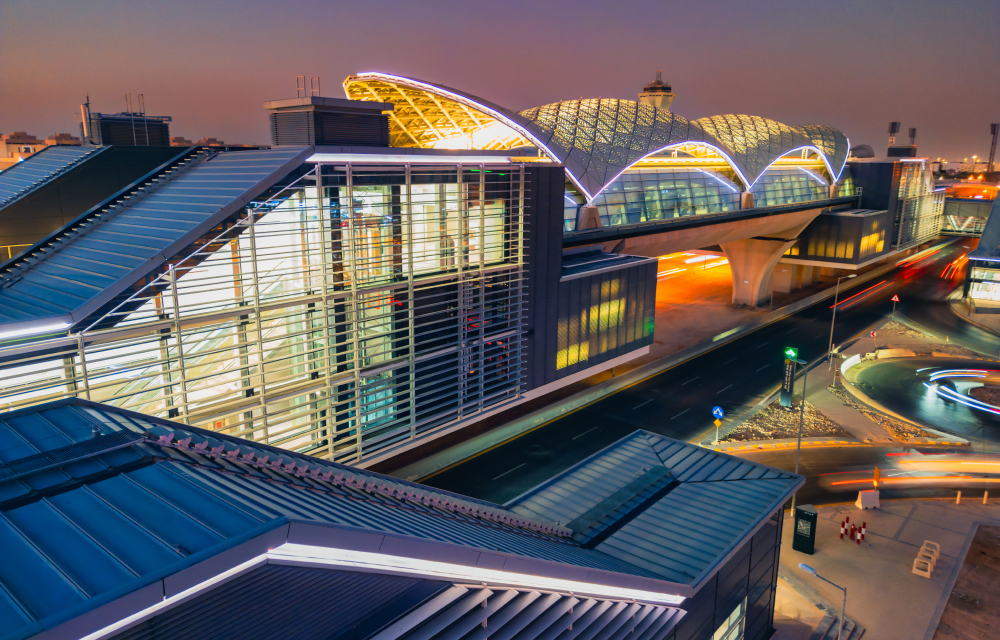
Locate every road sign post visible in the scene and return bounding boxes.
[780,347,798,407]
[891,294,899,320]
[790,357,808,514]
[871,330,878,353]
[874,466,881,489]
[712,406,725,444]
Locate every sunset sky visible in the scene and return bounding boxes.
[2,0,998,161]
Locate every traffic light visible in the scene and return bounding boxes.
[784,347,798,360]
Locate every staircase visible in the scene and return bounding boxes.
[809,612,865,640]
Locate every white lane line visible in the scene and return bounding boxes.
[784,328,796,334]
[572,427,599,440]
[716,384,733,394]
[724,357,737,365]
[682,376,700,385]
[493,463,526,481]
[633,399,654,410]
[756,341,770,349]
[756,365,768,372]
[671,408,691,420]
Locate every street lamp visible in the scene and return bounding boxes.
[799,564,848,640]
[790,358,808,514]
[827,274,857,371]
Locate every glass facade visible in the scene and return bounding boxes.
[893,161,945,249]
[750,167,829,207]
[0,162,527,464]
[575,167,741,230]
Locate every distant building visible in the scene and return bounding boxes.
[195,137,227,146]
[80,101,172,146]
[0,131,81,171]
[170,135,194,146]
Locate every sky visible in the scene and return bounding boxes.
[2,0,998,162]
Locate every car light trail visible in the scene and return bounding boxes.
[838,281,893,310]
[829,280,888,308]
[829,476,981,486]
[684,255,721,264]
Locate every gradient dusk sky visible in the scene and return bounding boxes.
[2,0,998,162]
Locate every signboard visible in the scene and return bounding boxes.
[874,466,881,489]
[712,406,725,419]
[780,349,797,407]
[792,504,818,554]
[891,295,899,302]
[714,418,722,428]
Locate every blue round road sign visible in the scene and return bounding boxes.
[712,406,725,419]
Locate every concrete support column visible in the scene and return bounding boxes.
[772,265,794,293]
[576,205,602,230]
[722,238,798,306]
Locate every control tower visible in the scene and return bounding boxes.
[638,70,675,111]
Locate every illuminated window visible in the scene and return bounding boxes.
[713,597,747,640]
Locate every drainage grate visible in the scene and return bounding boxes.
[0,430,144,482]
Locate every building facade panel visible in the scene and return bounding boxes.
[0,158,534,465]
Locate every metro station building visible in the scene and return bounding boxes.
[0,72,938,466]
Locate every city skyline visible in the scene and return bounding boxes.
[2,0,998,160]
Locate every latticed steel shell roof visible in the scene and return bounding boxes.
[344,72,850,200]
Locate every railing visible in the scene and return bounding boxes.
[0,244,30,261]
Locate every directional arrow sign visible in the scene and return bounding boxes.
[784,347,798,360]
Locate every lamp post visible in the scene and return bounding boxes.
[799,564,847,640]
[827,274,857,372]
[790,358,808,514]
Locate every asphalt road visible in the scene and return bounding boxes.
[424,238,994,505]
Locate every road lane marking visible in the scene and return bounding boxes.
[671,408,690,420]
[756,341,770,349]
[724,357,737,365]
[493,463,526,481]
[784,328,796,334]
[572,427,598,440]
[682,376,700,385]
[756,365,768,372]
[633,399,654,410]
[716,384,733,394]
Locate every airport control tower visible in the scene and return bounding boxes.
[638,70,675,111]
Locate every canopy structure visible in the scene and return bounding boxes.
[344,72,850,201]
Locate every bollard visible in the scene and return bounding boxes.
[857,531,861,545]
[850,524,856,540]
[957,491,962,504]
[840,522,845,539]
[985,491,989,505]
[862,522,866,541]
[845,515,850,524]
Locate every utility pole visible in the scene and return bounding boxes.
[989,124,999,173]
[789,357,808,514]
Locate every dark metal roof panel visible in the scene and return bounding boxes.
[595,478,794,584]
[0,146,105,208]
[0,147,310,331]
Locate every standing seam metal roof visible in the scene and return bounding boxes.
[0,147,310,332]
[0,399,698,640]
[509,431,801,586]
[0,146,105,209]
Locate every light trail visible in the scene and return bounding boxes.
[838,281,893,310]
[829,280,888,308]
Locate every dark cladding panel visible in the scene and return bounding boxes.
[849,161,897,212]
[522,164,565,392]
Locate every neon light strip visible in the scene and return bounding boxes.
[0,321,71,340]
[270,543,686,605]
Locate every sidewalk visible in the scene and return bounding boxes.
[775,498,1000,640]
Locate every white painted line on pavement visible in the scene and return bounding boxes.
[756,365,768,372]
[724,357,737,365]
[671,408,690,420]
[493,463,526,481]
[572,427,598,440]
[716,384,733,394]
[633,399,654,410]
[682,376,700,385]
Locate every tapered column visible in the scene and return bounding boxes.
[722,238,798,306]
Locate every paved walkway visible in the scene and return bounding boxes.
[775,498,1000,640]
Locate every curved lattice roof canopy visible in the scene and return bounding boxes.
[342,73,850,201]
[793,124,850,181]
[517,99,726,199]
[691,115,824,187]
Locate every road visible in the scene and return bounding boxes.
[423,237,996,505]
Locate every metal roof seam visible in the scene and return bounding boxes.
[143,439,574,541]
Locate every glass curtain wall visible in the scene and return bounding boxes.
[893,161,945,249]
[0,162,527,464]
[582,167,741,229]
[750,167,829,207]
